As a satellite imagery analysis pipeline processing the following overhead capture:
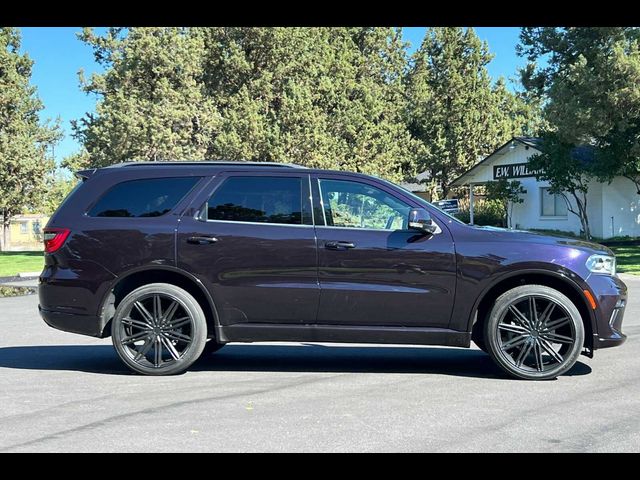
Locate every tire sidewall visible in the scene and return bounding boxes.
[485,285,585,380]
[111,283,208,375]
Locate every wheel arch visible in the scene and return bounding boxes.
[97,266,221,340]
[469,269,596,351]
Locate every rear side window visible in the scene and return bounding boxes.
[206,176,303,225]
[88,177,200,218]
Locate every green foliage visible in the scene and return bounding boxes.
[610,245,640,275]
[455,199,505,227]
[73,27,415,182]
[519,27,640,196]
[0,28,61,250]
[0,251,43,277]
[485,179,525,227]
[405,28,541,197]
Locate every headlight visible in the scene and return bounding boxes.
[586,254,616,275]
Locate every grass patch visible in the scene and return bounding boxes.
[610,245,640,275]
[0,251,44,277]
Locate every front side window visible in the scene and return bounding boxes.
[540,187,568,217]
[319,179,410,230]
[206,176,303,225]
[88,177,200,218]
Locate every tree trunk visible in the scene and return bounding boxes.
[1,209,10,252]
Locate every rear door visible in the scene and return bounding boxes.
[176,171,319,326]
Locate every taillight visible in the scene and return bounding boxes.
[43,228,71,254]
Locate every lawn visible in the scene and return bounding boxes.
[610,245,640,275]
[0,251,44,277]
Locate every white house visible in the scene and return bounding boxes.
[448,136,640,239]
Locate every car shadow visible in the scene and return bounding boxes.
[0,343,592,379]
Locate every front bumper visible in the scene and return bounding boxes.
[587,274,627,350]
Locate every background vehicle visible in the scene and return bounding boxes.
[39,162,627,379]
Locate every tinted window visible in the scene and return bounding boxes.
[89,177,200,218]
[319,179,410,230]
[207,176,302,225]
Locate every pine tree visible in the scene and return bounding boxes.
[0,27,60,250]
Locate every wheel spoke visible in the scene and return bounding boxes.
[161,336,181,361]
[501,334,529,350]
[121,317,153,330]
[154,336,163,367]
[529,297,539,328]
[153,295,162,326]
[533,340,544,372]
[515,340,534,367]
[539,338,565,364]
[509,304,533,329]
[162,317,191,331]
[538,301,556,330]
[540,331,574,344]
[161,301,179,326]
[134,301,154,324]
[121,331,151,345]
[164,331,192,343]
[498,323,529,335]
[134,337,154,361]
[542,316,570,332]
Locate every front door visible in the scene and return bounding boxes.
[314,175,457,328]
[177,172,319,326]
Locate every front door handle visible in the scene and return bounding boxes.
[187,236,218,245]
[325,241,356,250]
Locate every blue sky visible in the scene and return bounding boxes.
[18,27,526,163]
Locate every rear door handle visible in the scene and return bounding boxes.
[187,236,218,245]
[325,241,356,250]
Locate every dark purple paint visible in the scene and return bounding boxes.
[39,163,626,353]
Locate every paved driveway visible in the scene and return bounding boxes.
[1,275,638,452]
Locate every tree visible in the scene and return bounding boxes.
[519,27,640,193]
[0,27,60,250]
[485,179,525,228]
[73,27,220,167]
[74,28,415,182]
[405,27,541,198]
[527,134,594,239]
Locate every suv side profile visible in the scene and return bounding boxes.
[39,162,627,379]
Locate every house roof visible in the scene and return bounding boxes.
[450,136,542,187]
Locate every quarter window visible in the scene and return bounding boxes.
[540,187,568,217]
[206,176,303,225]
[319,179,410,230]
[88,177,200,218]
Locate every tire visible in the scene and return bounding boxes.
[111,283,208,376]
[484,285,585,380]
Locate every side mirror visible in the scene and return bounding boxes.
[408,208,438,235]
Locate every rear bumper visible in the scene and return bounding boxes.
[39,305,104,338]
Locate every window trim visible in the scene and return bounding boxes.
[85,176,203,219]
[198,172,312,227]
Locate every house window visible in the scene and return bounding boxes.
[540,188,568,217]
[20,222,28,234]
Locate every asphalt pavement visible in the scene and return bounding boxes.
[0,275,638,452]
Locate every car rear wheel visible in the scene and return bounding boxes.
[484,285,585,380]
[111,283,208,375]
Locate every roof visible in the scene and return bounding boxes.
[106,160,307,169]
[450,137,542,187]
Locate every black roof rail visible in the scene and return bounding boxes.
[107,161,307,169]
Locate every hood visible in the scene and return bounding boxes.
[469,225,613,256]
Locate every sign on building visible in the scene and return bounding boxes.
[493,163,542,180]
[433,199,459,214]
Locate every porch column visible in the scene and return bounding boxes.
[469,183,475,225]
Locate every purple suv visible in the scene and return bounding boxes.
[39,162,627,379]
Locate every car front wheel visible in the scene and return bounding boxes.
[111,283,208,375]
[484,285,585,380]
